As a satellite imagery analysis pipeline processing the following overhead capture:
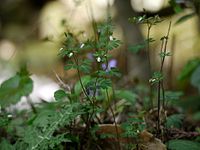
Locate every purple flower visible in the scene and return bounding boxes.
[102,59,117,71]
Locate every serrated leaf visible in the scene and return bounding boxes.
[166,114,184,128]
[167,140,200,150]
[97,78,112,89]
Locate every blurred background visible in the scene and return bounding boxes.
[0,0,200,105]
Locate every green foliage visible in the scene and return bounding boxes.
[159,51,172,58]
[149,72,164,85]
[129,15,163,26]
[19,102,84,150]
[121,117,146,138]
[169,0,183,13]
[165,91,183,101]
[191,65,200,92]
[165,114,184,128]
[175,12,196,25]
[178,58,200,81]
[167,140,200,150]
[74,75,91,95]
[0,66,33,107]
[0,139,14,150]
[128,40,147,54]
[54,89,68,101]
[115,90,137,105]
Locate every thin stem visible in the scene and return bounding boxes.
[157,81,161,135]
[146,24,153,109]
[147,24,152,74]
[73,55,91,102]
[106,89,121,150]
[157,21,171,135]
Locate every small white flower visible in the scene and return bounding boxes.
[136,130,140,133]
[68,52,73,58]
[109,35,113,41]
[96,57,101,62]
[149,78,156,83]
[59,47,63,51]
[80,43,85,48]
[7,114,12,118]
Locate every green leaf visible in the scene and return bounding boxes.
[169,0,183,13]
[97,78,112,89]
[74,75,91,95]
[167,140,200,150]
[175,12,195,25]
[115,90,137,105]
[166,114,184,128]
[159,51,172,58]
[128,42,146,54]
[0,139,14,150]
[191,66,200,92]
[54,90,68,101]
[178,58,200,81]
[165,91,183,101]
[149,72,164,85]
[79,59,92,74]
[0,68,33,107]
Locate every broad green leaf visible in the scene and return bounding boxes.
[167,140,200,150]
[0,68,33,107]
[178,58,200,81]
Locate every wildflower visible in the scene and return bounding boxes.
[138,16,143,22]
[80,43,85,48]
[68,52,73,58]
[149,78,156,84]
[102,59,117,71]
[109,35,113,41]
[96,57,101,62]
[7,114,12,118]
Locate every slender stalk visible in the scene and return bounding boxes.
[146,24,154,109]
[106,89,121,150]
[72,55,93,130]
[73,55,91,102]
[157,21,171,135]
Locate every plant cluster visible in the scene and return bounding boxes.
[1,11,200,150]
